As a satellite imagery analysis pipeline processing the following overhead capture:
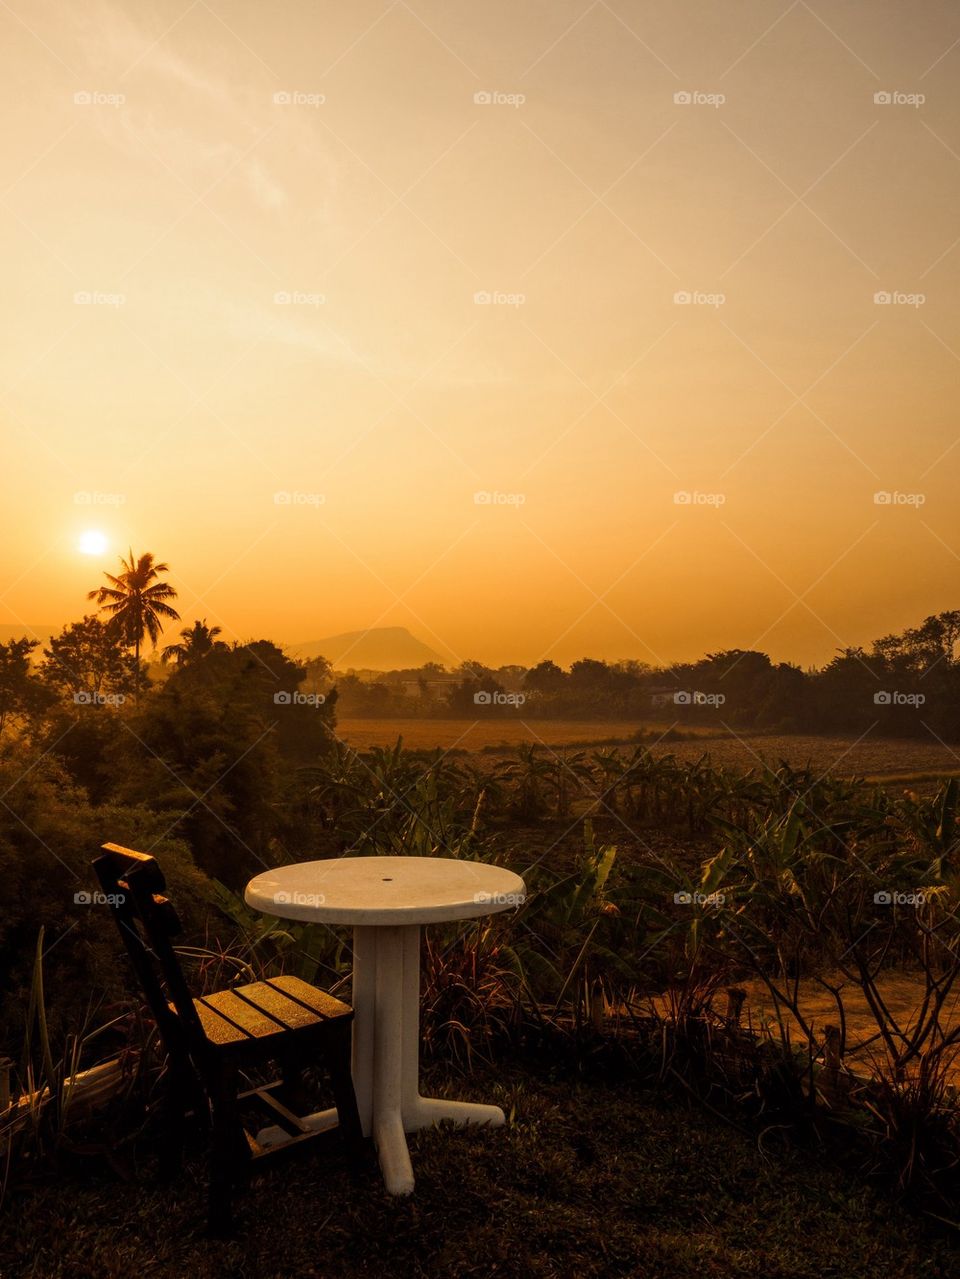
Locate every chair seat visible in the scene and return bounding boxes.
[187,974,353,1058]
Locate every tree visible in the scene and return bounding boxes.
[568,658,610,689]
[88,550,180,695]
[118,640,336,884]
[0,638,51,738]
[524,660,567,694]
[162,619,226,667]
[39,616,140,702]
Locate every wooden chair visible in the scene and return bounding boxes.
[93,843,363,1233]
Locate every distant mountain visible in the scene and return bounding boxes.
[292,627,443,671]
[0,624,56,646]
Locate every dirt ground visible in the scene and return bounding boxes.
[738,972,960,1078]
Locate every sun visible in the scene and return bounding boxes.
[77,529,109,556]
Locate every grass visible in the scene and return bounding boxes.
[3,1059,958,1279]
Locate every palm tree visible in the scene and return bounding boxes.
[162,618,225,667]
[88,550,180,694]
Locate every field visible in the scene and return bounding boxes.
[335,718,960,785]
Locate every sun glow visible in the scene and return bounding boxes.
[77,530,109,556]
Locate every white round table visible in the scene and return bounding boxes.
[244,855,526,1195]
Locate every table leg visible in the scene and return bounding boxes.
[259,922,503,1185]
[399,924,507,1134]
[351,924,377,1137]
[371,925,415,1195]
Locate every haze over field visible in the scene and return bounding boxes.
[3,1,960,668]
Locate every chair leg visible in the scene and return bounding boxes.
[207,1063,248,1236]
[326,1023,364,1166]
[157,1060,192,1181]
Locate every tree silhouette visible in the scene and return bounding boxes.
[162,618,225,667]
[87,550,180,696]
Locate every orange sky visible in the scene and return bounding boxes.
[2,0,959,669]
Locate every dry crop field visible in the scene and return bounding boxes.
[334,718,960,785]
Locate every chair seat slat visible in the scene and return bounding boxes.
[265,975,352,1021]
[197,990,289,1040]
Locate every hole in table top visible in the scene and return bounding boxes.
[382,877,393,881]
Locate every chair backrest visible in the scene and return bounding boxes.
[93,844,205,1060]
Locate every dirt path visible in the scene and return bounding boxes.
[739,972,960,1074]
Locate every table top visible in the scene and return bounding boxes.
[244,855,526,926]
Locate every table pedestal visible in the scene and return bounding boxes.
[354,923,505,1195]
[255,922,505,1195]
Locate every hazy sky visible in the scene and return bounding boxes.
[2,0,959,668]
